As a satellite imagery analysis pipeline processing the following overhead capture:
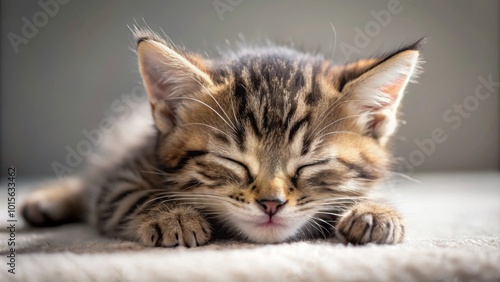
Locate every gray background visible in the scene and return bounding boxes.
[1,0,499,178]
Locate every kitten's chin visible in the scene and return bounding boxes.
[232,217,307,244]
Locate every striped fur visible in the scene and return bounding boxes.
[22,29,423,247]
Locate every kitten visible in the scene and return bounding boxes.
[22,29,423,247]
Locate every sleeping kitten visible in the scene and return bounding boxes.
[22,29,422,247]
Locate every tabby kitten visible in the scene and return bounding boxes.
[22,29,422,247]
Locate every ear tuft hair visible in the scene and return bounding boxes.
[131,26,167,46]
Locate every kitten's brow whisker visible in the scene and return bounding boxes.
[191,75,237,130]
[311,99,351,135]
[329,22,338,60]
[164,97,236,131]
[315,114,365,136]
[316,130,362,141]
[229,96,239,129]
[181,123,231,138]
[311,97,366,136]
[386,171,421,184]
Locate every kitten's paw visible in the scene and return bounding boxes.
[335,201,404,245]
[138,206,211,248]
[21,178,83,227]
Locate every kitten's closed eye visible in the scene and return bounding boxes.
[292,159,330,185]
[214,155,254,184]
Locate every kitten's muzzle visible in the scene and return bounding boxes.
[256,198,287,217]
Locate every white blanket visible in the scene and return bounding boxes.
[1,172,499,281]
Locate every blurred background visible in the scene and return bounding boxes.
[1,0,499,178]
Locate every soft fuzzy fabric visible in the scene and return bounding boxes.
[1,172,499,281]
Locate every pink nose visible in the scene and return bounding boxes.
[257,199,287,216]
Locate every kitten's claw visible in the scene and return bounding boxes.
[138,206,211,248]
[335,201,404,245]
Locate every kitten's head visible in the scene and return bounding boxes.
[135,29,422,243]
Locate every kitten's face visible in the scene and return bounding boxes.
[137,31,421,243]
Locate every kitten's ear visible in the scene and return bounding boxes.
[136,32,213,133]
[340,40,423,145]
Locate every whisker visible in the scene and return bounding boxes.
[311,99,366,135]
[315,114,365,136]
[316,130,362,141]
[386,171,421,184]
[312,216,335,230]
[191,76,237,130]
[314,211,344,217]
[181,123,231,138]
[164,97,236,131]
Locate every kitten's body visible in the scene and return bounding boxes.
[22,29,422,247]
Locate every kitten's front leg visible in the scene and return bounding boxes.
[334,201,404,245]
[97,186,212,248]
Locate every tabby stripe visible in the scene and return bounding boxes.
[359,220,372,244]
[98,189,136,226]
[214,133,230,144]
[288,114,310,142]
[97,188,141,228]
[337,158,376,180]
[110,174,136,185]
[299,199,313,206]
[217,156,253,184]
[284,103,297,128]
[234,124,246,152]
[179,179,203,191]
[344,212,357,238]
[234,81,248,116]
[316,187,340,194]
[193,231,199,247]
[103,191,151,231]
[301,135,312,156]
[248,65,262,90]
[233,73,249,151]
[105,187,139,207]
[96,185,111,206]
[296,196,308,202]
[171,150,208,171]
[291,175,298,187]
[262,105,269,129]
[246,111,262,138]
[305,64,321,106]
[288,69,305,93]
[117,193,153,227]
[153,223,163,247]
[197,170,218,181]
[136,194,173,216]
[196,168,241,184]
